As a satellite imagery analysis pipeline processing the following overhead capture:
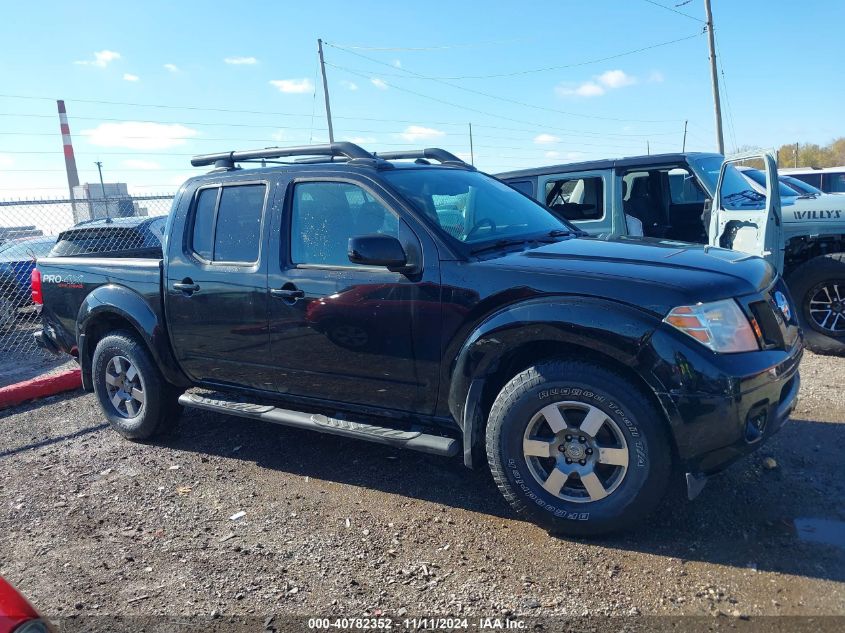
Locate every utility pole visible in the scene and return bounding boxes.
[95,161,110,220]
[794,142,799,168]
[317,39,335,143]
[703,0,724,154]
[468,123,475,165]
[647,140,650,155]
[682,120,688,152]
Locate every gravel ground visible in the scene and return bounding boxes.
[1,351,843,625]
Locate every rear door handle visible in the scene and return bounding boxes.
[173,281,200,293]
[270,288,305,300]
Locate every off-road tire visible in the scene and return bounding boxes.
[486,360,672,536]
[92,330,181,440]
[786,253,845,356]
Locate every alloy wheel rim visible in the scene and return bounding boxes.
[808,282,845,334]
[522,400,629,504]
[104,355,145,418]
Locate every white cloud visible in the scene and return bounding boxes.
[269,78,314,94]
[123,73,140,82]
[396,125,445,142]
[648,70,665,83]
[556,69,637,98]
[597,69,636,88]
[81,121,198,150]
[224,56,258,65]
[163,63,180,73]
[123,159,161,170]
[544,150,560,158]
[74,50,121,68]
[270,130,286,142]
[556,81,605,97]
[0,153,14,168]
[370,77,389,90]
[534,133,560,145]
[340,80,359,91]
[345,136,377,144]
[392,59,402,68]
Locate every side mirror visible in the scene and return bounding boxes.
[348,234,407,270]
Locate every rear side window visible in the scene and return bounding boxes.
[191,184,266,263]
[544,176,604,221]
[191,188,218,260]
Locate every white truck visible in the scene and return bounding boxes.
[499,151,845,355]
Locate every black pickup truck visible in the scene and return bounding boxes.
[34,143,802,535]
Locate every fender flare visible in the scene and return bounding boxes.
[446,296,674,467]
[76,284,188,390]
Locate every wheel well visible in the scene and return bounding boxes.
[479,340,671,438]
[784,235,845,277]
[82,313,146,376]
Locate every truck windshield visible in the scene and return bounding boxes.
[691,156,766,210]
[382,168,573,244]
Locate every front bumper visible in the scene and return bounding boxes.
[649,328,803,477]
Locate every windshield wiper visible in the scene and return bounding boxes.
[470,238,535,256]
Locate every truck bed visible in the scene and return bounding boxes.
[37,256,165,357]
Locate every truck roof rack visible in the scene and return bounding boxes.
[374,148,473,168]
[190,142,376,169]
[190,143,473,171]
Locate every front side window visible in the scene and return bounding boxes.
[291,181,398,266]
[191,183,266,263]
[691,156,766,211]
[383,169,568,245]
[544,176,604,221]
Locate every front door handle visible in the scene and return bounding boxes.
[173,280,200,294]
[270,288,305,300]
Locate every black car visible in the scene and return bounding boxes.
[34,143,802,535]
[49,215,166,258]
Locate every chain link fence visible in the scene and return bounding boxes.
[0,194,174,367]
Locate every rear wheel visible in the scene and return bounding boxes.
[92,331,181,439]
[486,360,672,536]
[787,253,845,356]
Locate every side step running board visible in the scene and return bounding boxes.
[178,393,460,457]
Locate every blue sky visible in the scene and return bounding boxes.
[0,0,842,198]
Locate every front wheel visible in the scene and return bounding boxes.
[486,360,671,536]
[92,330,181,440]
[787,253,845,356]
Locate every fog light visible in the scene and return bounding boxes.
[745,408,768,442]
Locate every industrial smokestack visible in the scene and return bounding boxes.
[57,100,81,221]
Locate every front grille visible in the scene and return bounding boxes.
[744,277,801,350]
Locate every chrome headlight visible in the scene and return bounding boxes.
[663,299,759,353]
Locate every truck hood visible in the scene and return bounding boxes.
[781,194,845,223]
[478,235,776,315]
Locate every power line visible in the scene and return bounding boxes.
[639,0,704,22]
[322,36,537,52]
[0,93,697,139]
[324,46,685,124]
[326,33,703,80]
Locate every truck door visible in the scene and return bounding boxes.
[165,180,273,389]
[709,151,783,269]
[539,170,614,236]
[266,176,441,415]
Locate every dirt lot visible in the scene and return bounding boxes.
[1,351,844,626]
